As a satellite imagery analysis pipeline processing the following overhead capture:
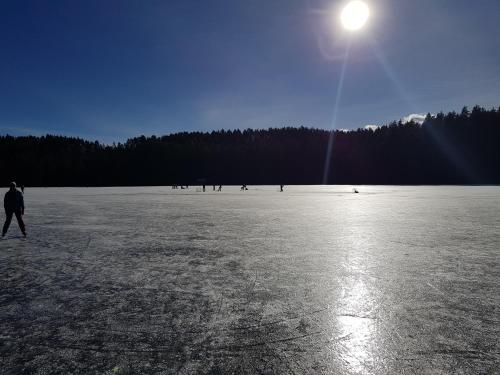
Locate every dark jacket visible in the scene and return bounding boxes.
[4,190,24,212]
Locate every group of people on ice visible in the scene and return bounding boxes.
[1,182,292,239]
[174,184,285,192]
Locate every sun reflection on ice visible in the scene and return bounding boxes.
[321,189,381,372]
[334,278,376,373]
[337,314,375,372]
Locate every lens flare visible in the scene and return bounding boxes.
[341,1,370,31]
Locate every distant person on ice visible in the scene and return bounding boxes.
[2,182,26,238]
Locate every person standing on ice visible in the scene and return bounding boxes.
[2,182,26,238]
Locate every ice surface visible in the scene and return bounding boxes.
[0,186,499,374]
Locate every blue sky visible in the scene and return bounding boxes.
[1,0,500,142]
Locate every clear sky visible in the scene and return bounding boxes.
[1,0,500,142]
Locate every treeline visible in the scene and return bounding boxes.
[1,105,499,186]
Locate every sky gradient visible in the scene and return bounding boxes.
[1,0,500,142]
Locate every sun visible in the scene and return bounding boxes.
[341,1,370,31]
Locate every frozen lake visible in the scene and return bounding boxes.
[1,186,499,374]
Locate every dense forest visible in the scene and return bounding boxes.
[1,105,499,186]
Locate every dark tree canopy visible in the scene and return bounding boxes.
[1,105,499,186]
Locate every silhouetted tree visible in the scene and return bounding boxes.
[0,105,499,186]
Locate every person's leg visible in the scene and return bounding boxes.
[2,212,13,236]
[14,211,26,235]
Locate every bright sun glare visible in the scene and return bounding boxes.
[341,1,370,31]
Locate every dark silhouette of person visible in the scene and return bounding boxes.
[280,185,284,192]
[241,185,248,191]
[202,184,206,192]
[218,185,222,191]
[2,182,26,238]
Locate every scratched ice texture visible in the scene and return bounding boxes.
[0,186,499,374]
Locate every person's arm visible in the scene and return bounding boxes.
[3,193,6,212]
[20,193,25,215]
